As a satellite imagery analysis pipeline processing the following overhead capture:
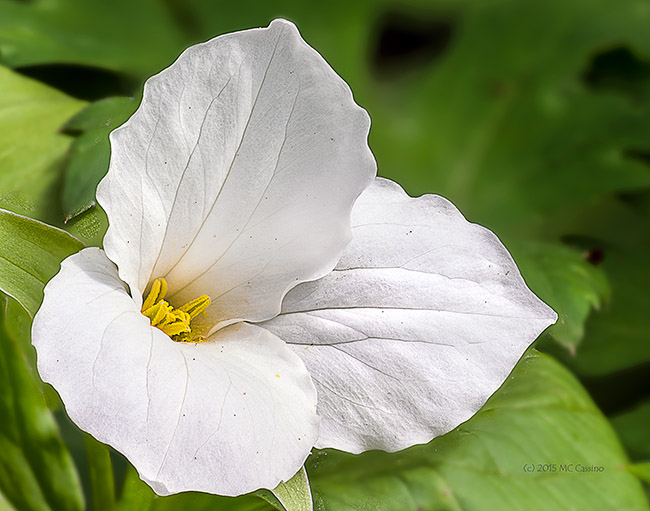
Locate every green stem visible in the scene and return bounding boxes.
[84,434,115,511]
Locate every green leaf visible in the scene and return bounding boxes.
[577,247,650,376]
[0,208,84,317]
[0,65,85,221]
[546,193,650,376]
[0,0,188,79]
[62,96,138,134]
[114,463,271,511]
[625,463,650,484]
[257,467,312,511]
[363,0,650,233]
[149,493,270,511]
[306,352,647,511]
[116,466,155,511]
[509,241,610,351]
[61,97,138,220]
[271,467,312,511]
[612,400,650,462]
[64,206,110,248]
[0,490,17,511]
[0,296,84,511]
[85,435,116,511]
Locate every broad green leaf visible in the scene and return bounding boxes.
[0,65,85,221]
[0,209,84,316]
[306,352,647,511]
[0,296,84,511]
[0,0,188,79]
[509,241,610,351]
[61,97,138,220]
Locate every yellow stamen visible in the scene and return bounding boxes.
[179,294,212,319]
[142,277,167,311]
[141,278,211,343]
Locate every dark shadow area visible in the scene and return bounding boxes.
[560,235,607,266]
[16,64,137,101]
[581,363,650,416]
[583,45,650,102]
[616,188,650,214]
[160,0,203,39]
[370,9,456,78]
[625,148,650,169]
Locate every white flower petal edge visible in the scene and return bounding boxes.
[32,248,319,496]
[98,19,375,330]
[260,178,557,453]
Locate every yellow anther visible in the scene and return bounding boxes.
[179,294,211,319]
[142,278,168,311]
[141,278,211,343]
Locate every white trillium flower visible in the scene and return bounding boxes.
[32,19,557,497]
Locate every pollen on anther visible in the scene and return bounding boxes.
[141,277,211,343]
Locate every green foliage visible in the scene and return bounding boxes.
[0,0,187,78]
[360,0,650,231]
[84,436,115,511]
[66,207,110,249]
[0,209,84,317]
[613,400,650,462]
[509,242,610,351]
[147,492,269,511]
[61,97,138,220]
[574,243,650,375]
[115,467,155,511]
[0,0,649,508]
[627,464,650,485]
[544,193,650,376]
[306,352,647,511]
[0,66,85,221]
[337,0,650,361]
[259,467,312,511]
[0,297,84,511]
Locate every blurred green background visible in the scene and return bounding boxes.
[1,0,650,510]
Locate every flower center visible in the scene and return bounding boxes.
[141,278,211,343]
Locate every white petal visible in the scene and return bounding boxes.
[97,19,375,328]
[32,248,319,496]
[260,178,557,453]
